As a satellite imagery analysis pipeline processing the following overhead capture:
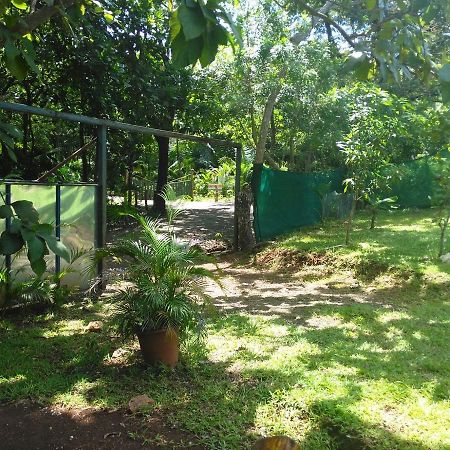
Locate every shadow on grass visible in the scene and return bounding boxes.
[0,297,449,449]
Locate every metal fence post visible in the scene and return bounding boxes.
[234,144,242,250]
[96,125,108,288]
[5,183,11,274]
[55,184,61,279]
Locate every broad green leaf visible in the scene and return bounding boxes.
[0,230,24,255]
[439,63,450,83]
[411,0,430,12]
[170,9,182,42]
[6,146,17,162]
[27,236,46,263]
[200,26,227,67]
[30,257,46,277]
[42,235,70,262]
[214,24,228,46]
[11,200,39,224]
[172,32,202,67]
[4,40,28,80]
[35,223,54,236]
[345,54,373,81]
[0,205,13,219]
[439,64,450,104]
[198,0,216,22]
[379,21,395,40]
[10,218,21,234]
[217,6,243,47]
[200,31,219,67]
[21,39,39,75]
[104,12,114,23]
[0,130,15,148]
[20,225,35,242]
[0,122,22,139]
[178,3,206,41]
[441,81,450,105]
[11,0,27,10]
[366,0,377,10]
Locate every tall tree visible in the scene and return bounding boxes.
[251,0,450,165]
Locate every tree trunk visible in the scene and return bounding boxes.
[325,21,334,43]
[370,209,376,230]
[345,197,356,245]
[127,166,133,207]
[254,66,287,165]
[237,187,256,251]
[304,148,313,172]
[438,213,449,257]
[254,1,335,165]
[288,134,295,170]
[265,153,281,170]
[22,113,29,154]
[270,111,276,151]
[153,135,169,213]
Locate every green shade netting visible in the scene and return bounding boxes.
[252,156,448,242]
[252,164,345,242]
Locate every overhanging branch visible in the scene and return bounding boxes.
[295,0,358,49]
[0,0,79,48]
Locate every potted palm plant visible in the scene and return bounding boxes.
[103,213,215,367]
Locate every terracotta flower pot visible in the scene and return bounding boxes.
[137,329,179,368]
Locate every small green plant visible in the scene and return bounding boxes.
[99,213,216,341]
[161,186,183,235]
[0,268,73,310]
[431,156,450,257]
[107,203,139,225]
[366,196,397,230]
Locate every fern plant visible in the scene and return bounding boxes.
[101,213,216,340]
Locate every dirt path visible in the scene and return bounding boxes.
[172,201,234,242]
[108,200,234,245]
[0,403,204,450]
[202,257,385,323]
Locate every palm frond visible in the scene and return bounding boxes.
[103,212,220,339]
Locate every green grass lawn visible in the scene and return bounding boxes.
[273,208,450,283]
[0,209,449,449]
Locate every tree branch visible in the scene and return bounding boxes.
[295,0,358,49]
[0,0,79,48]
[255,66,287,163]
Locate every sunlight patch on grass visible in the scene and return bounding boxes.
[377,311,412,323]
[273,209,450,287]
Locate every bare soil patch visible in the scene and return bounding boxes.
[0,403,204,450]
[255,247,332,270]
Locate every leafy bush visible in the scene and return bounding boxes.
[0,198,70,276]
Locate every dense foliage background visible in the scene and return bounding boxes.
[0,0,449,195]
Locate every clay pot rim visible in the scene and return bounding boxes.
[136,327,179,337]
